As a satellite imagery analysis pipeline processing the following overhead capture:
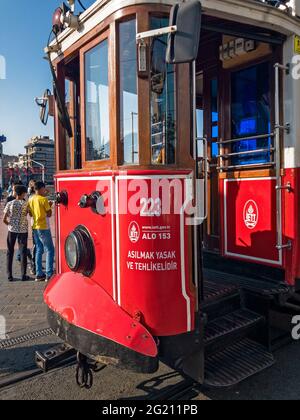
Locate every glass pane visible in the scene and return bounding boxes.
[196,109,204,158]
[65,79,72,169]
[211,142,219,158]
[119,19,138,165]
[231,62,271,165]
[211,79,218,123]
[150,17,176,165]
[211,79,219,158]
[212,125,219,139]
[85,40,110,161]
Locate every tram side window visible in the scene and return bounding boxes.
[65,79,72,170]
[150,17,176,165]
[231,62,271,166]
[85,39,110,161]
[119,19,139,165]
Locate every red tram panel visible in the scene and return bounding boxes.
[222,178,281,266]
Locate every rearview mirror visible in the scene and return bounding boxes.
[166,0,202,64]
[35,89,52,126]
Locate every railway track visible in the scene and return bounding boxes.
[0,328,201,399]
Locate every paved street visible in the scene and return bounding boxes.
[0,200,53,336]
[0,201,300,400]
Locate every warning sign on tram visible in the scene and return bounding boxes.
[116,173,195,336]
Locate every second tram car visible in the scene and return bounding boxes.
[39,0,300,387]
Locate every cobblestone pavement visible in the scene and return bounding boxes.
[0,200,52,337]
[0,251,47,338]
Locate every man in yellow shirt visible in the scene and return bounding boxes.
[28,181,54,282]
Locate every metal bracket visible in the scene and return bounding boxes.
[44,44,61,54]
[275,123,290,134]
[276,241,292,251]
[136,26,177,43]
[35,344,76,372]
[276,182,292,193]
[274,62,290,75]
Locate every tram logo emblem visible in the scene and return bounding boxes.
[243,200,259,230]
[129,222,140,243]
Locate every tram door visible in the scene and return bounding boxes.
[196,33,280,267]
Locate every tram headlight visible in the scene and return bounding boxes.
[65,226,95,276]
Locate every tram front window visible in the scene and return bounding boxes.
[150,17,176,165]
[85,39,110,161]
[119,19,139,165]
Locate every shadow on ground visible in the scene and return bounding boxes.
[0,341,60,378]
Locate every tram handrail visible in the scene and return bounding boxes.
[217,162,275,171]
[217,132,275,172]
[195,136,208,222]
[217,132,275,145]
[217,147,275,159]
[274,62,292,251]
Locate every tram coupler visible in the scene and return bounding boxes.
[75,352,107,390]
[35,343,76,372]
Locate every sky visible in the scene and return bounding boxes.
[0,0,95,156]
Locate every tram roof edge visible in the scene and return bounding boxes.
[47,0,300,61]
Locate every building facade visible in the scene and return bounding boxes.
[25,136,55,185]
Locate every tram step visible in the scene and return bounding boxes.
[204,269,289,297]
[203,280,239,303]
[203,290,241,321]
[205,338,275,388]
[204,309,264,347]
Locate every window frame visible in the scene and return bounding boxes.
[117,15,140,166]
[80,29,111,170]
[230,60,272,167]
[54,4,193,173]
[225,56,276,171]
[149,13,178,167]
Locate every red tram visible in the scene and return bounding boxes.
[39,0,300,387]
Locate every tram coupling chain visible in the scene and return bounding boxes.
[75,352,106,389]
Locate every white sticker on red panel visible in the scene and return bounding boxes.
[128,221,141,243]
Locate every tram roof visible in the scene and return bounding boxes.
[48,0,300,60]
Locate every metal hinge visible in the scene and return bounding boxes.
[276,241,292,251]
[276,182,293,193]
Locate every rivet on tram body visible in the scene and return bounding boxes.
[133,311,142,322]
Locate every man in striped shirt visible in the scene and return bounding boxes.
[3,185,29,282]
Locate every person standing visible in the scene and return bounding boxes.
[6,182,17,203]
[27,179,38,276]
[2,185,29,282]
[28,181,54,282]
[27,180,35,198]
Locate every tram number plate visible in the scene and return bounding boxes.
[140,198,162,217]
